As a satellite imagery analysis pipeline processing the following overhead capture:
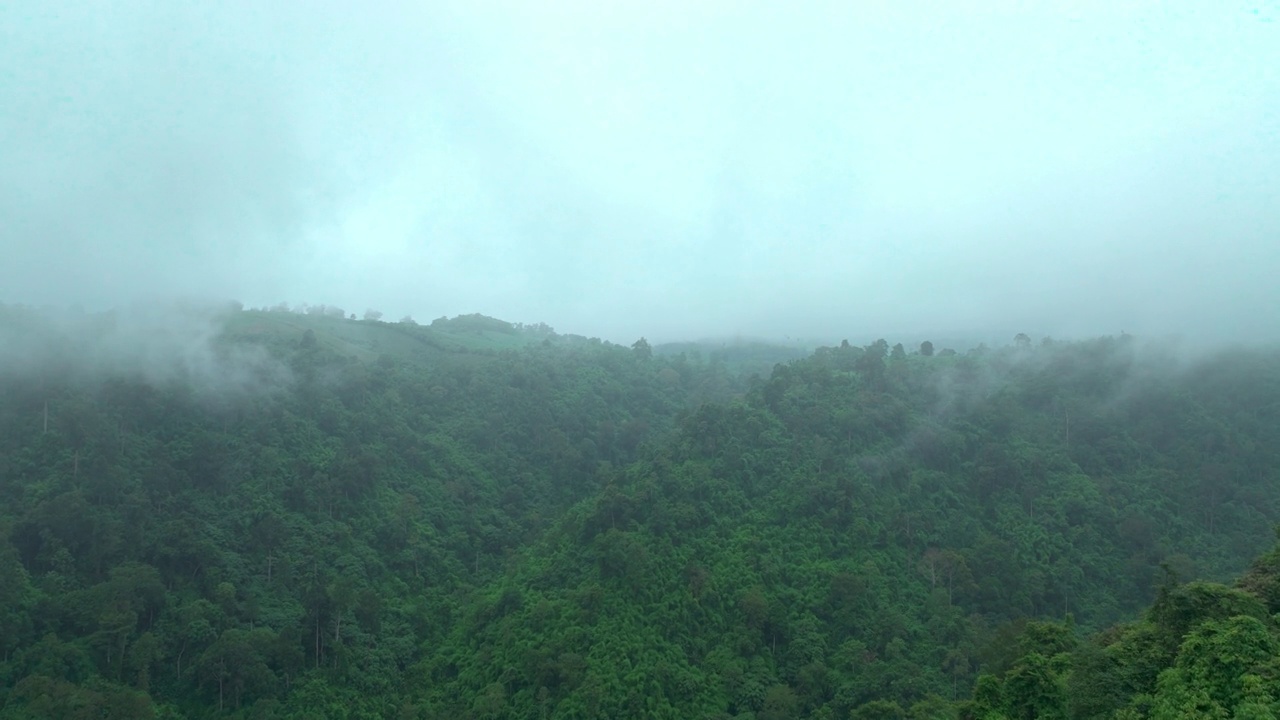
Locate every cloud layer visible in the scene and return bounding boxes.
[2,1,1277,345]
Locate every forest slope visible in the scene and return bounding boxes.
[1,304,1278,719]
[422,336,1280,718]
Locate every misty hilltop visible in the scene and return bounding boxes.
[3,300,1280,717]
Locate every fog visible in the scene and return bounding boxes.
[2,1,1277,346]
[0,301,291,400]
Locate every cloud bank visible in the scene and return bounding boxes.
[2,1,1277,345]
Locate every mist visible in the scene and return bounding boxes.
[2,1,1277,346]
[0,301,291,400]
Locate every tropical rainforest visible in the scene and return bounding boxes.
[2,302,1279,719]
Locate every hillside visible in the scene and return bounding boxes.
[1,304,1279,719]
[954,532,1280,719]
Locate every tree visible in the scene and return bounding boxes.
[759,684,801,720]
[363,309,383,321]
[1151,615,1279,718]
[1002,653,1064,719]
[632,337,652,361]
[1067,640,1125,720]
[196,629,277,711]
[920,341,934,357]
[920,548,972,605]
[0,539,35,663]
[855,340,889,384]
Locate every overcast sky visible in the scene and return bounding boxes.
[2,1,1277,345]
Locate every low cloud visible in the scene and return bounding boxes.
[0,301,292,400]
[2,1,1277,346]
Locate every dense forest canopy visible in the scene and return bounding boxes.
[1,302,1279,719]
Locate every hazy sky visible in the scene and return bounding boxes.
[2,1,1277,344]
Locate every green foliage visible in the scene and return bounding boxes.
[961,533,1280,719]
[4,304,1280,717]
[854,698,907,719]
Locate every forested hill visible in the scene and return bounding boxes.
[1,304,1279,719]
[952,531,1280,719]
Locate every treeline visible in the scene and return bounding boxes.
[1,307,1279,718]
